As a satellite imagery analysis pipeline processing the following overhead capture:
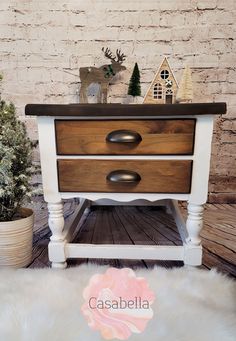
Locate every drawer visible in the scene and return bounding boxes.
[55,119,195,155]
[57,159,192,193]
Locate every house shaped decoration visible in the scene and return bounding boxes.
[143,57,178,104]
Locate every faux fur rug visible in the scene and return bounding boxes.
[0,265,235,341]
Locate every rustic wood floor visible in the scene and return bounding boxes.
[28,198,236,278]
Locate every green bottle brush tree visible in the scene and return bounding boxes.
[128,62,141,98]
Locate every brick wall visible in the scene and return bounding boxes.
[0,0,235,202]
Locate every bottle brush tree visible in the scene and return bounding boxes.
[128,63,141,97]
[0,75,37,221]
[176,65,193,103]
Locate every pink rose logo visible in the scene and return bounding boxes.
[81,267,155,340]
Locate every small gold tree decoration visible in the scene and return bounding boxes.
[176,65,193,103]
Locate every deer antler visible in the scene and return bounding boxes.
[116,49,126,63]
[102,47,116,62]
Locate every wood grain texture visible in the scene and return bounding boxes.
[57,159,192,193]
[25,103,227,117]
[27,198,236,277]
[55,119,195,155]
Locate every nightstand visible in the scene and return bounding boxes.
[26,103,226,268]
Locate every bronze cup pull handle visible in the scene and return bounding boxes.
[106,129,142,143]
[106,170,141,183]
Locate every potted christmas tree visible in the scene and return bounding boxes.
[0,75,37,267]
[127,63,142,103]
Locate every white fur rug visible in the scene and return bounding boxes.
[0,265,235,341]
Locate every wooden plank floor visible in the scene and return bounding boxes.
[28,198,236,278]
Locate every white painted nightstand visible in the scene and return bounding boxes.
[26,103,226,268]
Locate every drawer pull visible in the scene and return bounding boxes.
[106,130,142,144]
[106,170,141,183]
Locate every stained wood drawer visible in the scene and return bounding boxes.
[55,119,195,155]
[57,159,192,193]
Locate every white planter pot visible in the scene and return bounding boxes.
[0,208,34,268]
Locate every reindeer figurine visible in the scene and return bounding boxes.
[79,47,126,103]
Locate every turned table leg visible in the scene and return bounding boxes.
[48,201,67,269]
[186,203,204,245]
[184,203,204,266]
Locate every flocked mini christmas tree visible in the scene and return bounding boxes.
[0,74,37,221]
[176,65,193,103]
[128,63,141,97]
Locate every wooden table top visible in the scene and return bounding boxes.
[25,103,226,117]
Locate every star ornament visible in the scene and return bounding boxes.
[165,79,173,87]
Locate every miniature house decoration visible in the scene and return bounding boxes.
[143,57,178,104]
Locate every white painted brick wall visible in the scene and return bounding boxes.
[0,0,235,202]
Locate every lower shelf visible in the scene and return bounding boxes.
[48,203,202,267]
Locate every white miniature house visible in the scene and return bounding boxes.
[143,57,178,104]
